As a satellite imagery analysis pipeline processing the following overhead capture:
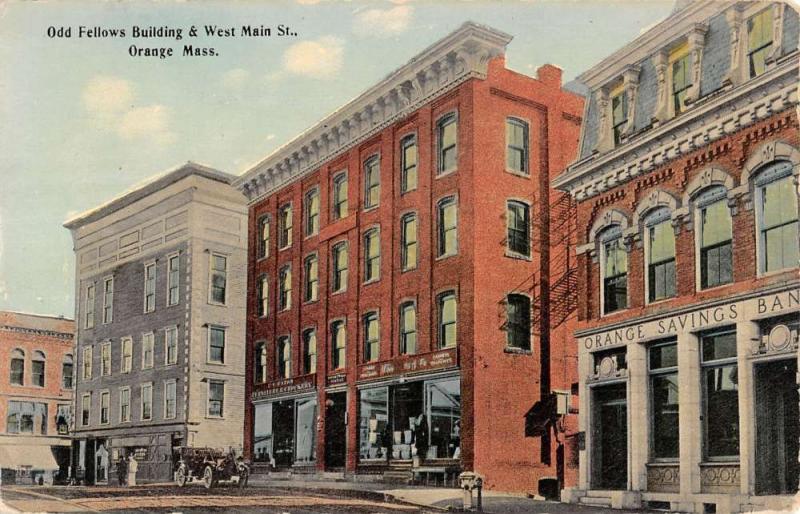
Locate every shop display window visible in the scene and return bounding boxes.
[359,387,389,461]
[253,398,317,467]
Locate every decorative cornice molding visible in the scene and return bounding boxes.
[233,22,512,203]
[554,57,799,200]
[0,325,74,340]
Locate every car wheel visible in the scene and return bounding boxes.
[238,466,249,488]
[176,464,188,487]
[203,465,214,489]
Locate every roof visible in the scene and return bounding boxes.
[63,162,236,230]
[0,310,74,336]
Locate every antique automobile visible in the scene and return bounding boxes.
[173,447,249,489]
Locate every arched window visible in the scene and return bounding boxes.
[332,242,349,293]
[505,294,531,350]
[695,186,732,289]
[332,172,348,220]
[10,349,24,385]
[363,229,380,282]
[599,225,627,314]
[32,351,45,387]
[331,320,346,370]
[279,265,292,311]
[644,207,676,303]
[400,213,418,271]
[304,188,320,237]
[62,354,74,389]
[258,215,270,258]
[254,342,266,384]
[507,200,531,256]
[257,275,269,318]
[506,118,529,173]
[363,312,380,362]
[755,161,799,274]
[437,291,457,349]
[303,329,317,374]
[364,156,380,209]
[437,197,458,257]
[399,301,417,355]
[304,254,319,303]
[277,336,291,379]
[437,113,458,174]
[400,135,418,193]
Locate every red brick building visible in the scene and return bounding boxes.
[234,22,583,494]
[0,311,74,484]
[554,2,799,512]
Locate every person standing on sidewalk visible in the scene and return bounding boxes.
[127,455,138,487]
[116,456,127,486]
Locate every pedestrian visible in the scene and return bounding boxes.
[116,456,127,486]
[127,454,138,487]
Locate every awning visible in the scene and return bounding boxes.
[0,445,59,470]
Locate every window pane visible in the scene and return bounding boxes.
[649,221,675,263]
[702,200,732,248]
[702,331,736,362]
[704,364,739,457]
[652,372,680,459]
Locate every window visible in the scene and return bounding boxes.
[649,341,679,460]
[258,215,270,258]
[56,404,71,435]
[601,227,628,314]
[254,342,267,384]
[303,329,317,374]
[697,187,732,289]
[165,327,178,365]
[401,213,418,271]
[119,387,130,422]
[331,320,346,370]
[209,254,227,305]
[757,165,799,273]
[85,283,95,329]
[257,275,269,317]
[6,403,49,435]
[437,113,458,174]
[208,380,224,417]
[82,346,92,380]
[102,277,113,323]
[401,135,418,193]
[10,349,24,385]
[164,380,176,419]
[332,242,348,293]
[506,294,531,350]
[364,229,380,282]
[279,203,293,248]
[81,394,91,426]
[702,330,739,459]
[748,7,773,78]
[142,332,154,369]
[62,354,73,389]
[671,50,691,115]
[167,254,180,306]
[277,336,291,379]
[611,90,628,146]
[144,262,156,312]
[100,343,111,377]
[363,312,380,362]
[305,189,320,237]
[437,197,458,257]
[506,118,529,173]
[100,391,110,424]
[399,302,417,355]
[121,337,132,373]
[31,351,45,387]
[364,156,380,209]
[438,291,457,348]
[141,383,152,421]
[507,201,531,256]
[332,173,348,220]
[646,209,676,303]
[279,265,292,310]
[304,255,318,302]
[209,326,225,364]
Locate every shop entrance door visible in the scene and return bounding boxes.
[325,392,347,469]
[754,358,799,495]
[591,383,627,490]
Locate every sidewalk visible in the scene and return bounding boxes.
[249,476,647,513]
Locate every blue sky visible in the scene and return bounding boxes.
[0,0,674,318]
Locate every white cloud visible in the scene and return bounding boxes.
[83,76,133,115]
[222,68,250,90]
[353,5,413,38]
[283,36,344,79]
[118,105,176,145]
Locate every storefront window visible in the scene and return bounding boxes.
[254,398,316,467]
[294,398,317,464]
[426,378,461,460]
[253,403,274,464]
[6,401,47,435]
[649,341,679,460]
[359,387,389,461]
[702,330,739,459]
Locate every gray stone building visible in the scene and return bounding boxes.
[64,163,247,484]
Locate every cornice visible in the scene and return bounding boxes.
[0,325,74,340]
[233,22,512,204]
[554,56,799,200]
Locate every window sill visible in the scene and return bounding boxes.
[164,362,178,367]
[207,301,228,308]
[278,245,292,252]
[757,267,796,279]
[435,253,458,262]
[600,307,628,318]
[206,361,227,367]
[256,255,270,263]
[331,289,347,296]
[400,188,417,196]
[504,169,531,179]
[363,205,380,213]
[436,169,457,179]
[504,250,532,261]
[400,266,417,273]
[362,278,380,286]
[166,302,180,308]
[504,347,532,355]
[205,416,225,420]
[696,281,734,294]
[645,296,676,307]
[304,233,319,241]
[303,298,319,306]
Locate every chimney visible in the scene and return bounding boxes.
[537,64,563,88]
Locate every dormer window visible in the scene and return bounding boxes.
[611,89,628,146]
[670,47,691,115]
[747,7,773,78]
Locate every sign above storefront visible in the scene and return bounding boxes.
[251,374,316,401]
[357,347,458,382]
[581,288,800,351]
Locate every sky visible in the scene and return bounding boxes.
[0,0,676,319]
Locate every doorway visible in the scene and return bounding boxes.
[591,383,627,490]
[754,358,799,495]
[325,392,347,469]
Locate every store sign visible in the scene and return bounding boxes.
[357,347,458,381]
[251,374,316,401]
[582,288,800,351]
[327,373,347,387]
